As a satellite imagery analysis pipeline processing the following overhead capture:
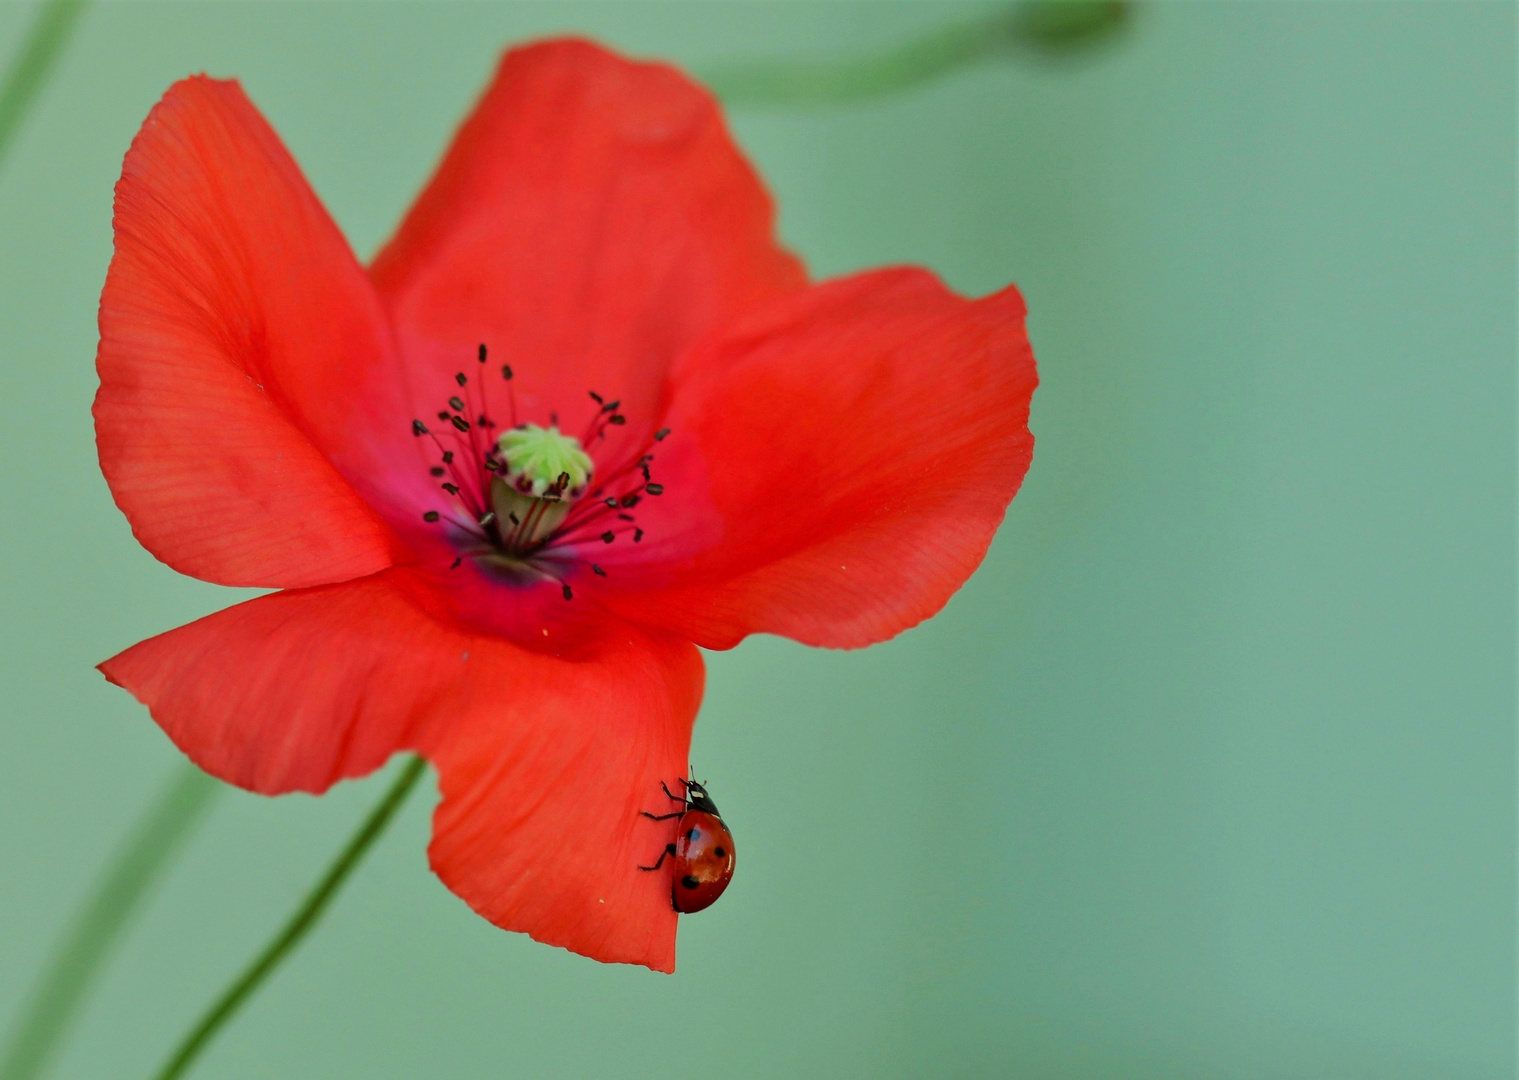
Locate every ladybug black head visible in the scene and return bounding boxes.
[684,778,722,819]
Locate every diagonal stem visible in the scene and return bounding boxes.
[701,0,1129,108]
[0,0,89,172]
[0,762,221,1080]
[150,755,429,1080]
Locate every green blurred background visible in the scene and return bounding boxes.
[0,2,1513,1077]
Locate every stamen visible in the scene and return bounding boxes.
[409,357,670,579]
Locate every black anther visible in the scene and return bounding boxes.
[423,511,440,522]
[601,531,615,543]
[411,420,428,437]
[449,396,465,411]
[449,415,470,432]
[455,372,468,387]
[478,343,488,363]
[562,584,573,600]
[442,482,459,495]
[646,483,664,495]
[634,528,644,543]
[655,428,671,441]
[592,564,607,577]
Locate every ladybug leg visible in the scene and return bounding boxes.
[641,810,683,821]
[638,843,677,871]
[660,781,686,803]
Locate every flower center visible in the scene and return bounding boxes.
[408,344,671,599]
[490,425,593,553]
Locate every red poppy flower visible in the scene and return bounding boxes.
[94,38,1036,972]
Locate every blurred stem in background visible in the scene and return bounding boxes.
[150,756,427,1080]
[0,764,219,1080]
[0,0,87,173]
[702,0,1129,107]
[4,5,155,1079]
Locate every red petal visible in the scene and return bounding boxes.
[602,269,1038,649]
[95,76,403,589]
[369,38,805,467]
[419,621,702,973]
[101,571,702,970]
[100,573,459,793]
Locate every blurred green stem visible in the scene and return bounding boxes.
[0,763,220,1080]
[150,755,428,1080]
[702,0,1129,107]
[0,0,88,172]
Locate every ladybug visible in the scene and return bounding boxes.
[639,778,736,913]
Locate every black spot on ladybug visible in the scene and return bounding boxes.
[665,843,677,856]
[686,827,700,841]
[714,846,727,858]
[681,876,700,890]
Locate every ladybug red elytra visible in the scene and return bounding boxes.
[639,778,735,914]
